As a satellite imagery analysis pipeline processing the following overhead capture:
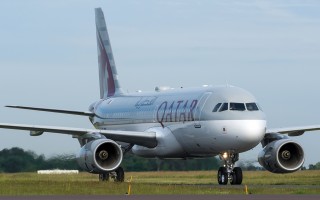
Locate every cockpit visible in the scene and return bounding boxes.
[212,102,260,112]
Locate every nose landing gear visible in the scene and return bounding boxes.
[217,152,243,185]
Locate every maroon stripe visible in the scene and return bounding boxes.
[97,27,115,97]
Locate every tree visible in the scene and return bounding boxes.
[44,154,80,170]
[309,162,320,170]
[236,160,261,171]
[0,147,78,173]
[0,147,45,172]
[0,147,221,172]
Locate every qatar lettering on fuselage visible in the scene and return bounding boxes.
[156,99,198,123]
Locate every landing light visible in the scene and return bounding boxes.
[222,152,228,159]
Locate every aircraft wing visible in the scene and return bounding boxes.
[5,105,95,117]
[266,125,320,136]
[0,123,157,148]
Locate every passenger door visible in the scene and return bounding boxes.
[194,92,212,128]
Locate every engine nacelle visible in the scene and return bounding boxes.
[258,139,304,173]
[77,139,123,173]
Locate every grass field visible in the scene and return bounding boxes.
[0,170,319,195]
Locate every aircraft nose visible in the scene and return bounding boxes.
[238,120,266,148]
[243,120,266,141]
[230,120,266,151]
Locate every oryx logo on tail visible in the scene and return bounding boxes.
[95,8,122,98]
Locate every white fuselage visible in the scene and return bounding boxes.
[90,85,267,158]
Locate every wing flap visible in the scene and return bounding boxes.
[0,123,157,148]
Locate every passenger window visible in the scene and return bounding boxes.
[230,103,246,111]
[212,103,222,112]
[246,103,259,111]
[219,103,228,112]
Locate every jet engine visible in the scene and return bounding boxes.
[77,139,123,173]
[258,139,304,173]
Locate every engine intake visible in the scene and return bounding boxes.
[77,139,123,173]
[258,139,304,173]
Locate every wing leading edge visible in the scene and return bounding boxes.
[0,123,157,148]
[6,105,95,117]
[266,125,320,136]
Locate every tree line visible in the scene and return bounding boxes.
[0,147,221,173]
[0,147,220,173]
[0,147,79,173]
[0,147,319,173]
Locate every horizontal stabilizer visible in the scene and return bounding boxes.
[6,105,95,117]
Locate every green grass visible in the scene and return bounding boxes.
[0,170,319,195]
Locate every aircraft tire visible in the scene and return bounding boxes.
[115,167,125,182]
[99,173,109,181]
[217,167,228,185]
[233,167,243,185]
[230,172,237,185]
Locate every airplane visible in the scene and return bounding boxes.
[0,7,319,185]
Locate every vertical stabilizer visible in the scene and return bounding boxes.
[95,8,122,98]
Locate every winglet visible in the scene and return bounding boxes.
[95,8,123,98]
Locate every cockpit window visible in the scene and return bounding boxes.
[214,102,260,112]
[212,103,222,112]
[219,103,228,112]
[246,103,259,111]
[230,102,246,111]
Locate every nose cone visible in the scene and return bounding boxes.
[235,120,266,151]
[212,119,266,153]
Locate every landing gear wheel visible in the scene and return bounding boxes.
[230,172,237,185]
[218,152,243,185]
[230,167,242,185]
[99,173,109,181]
[217,167,228,185]
[234,167,243,185]
[115,167,125,182]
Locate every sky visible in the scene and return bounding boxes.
[0,0,320,167]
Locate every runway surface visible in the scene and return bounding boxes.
[0,195,319,200]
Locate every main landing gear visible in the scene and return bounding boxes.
[99,166,125,182]
[217,152,243,185]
